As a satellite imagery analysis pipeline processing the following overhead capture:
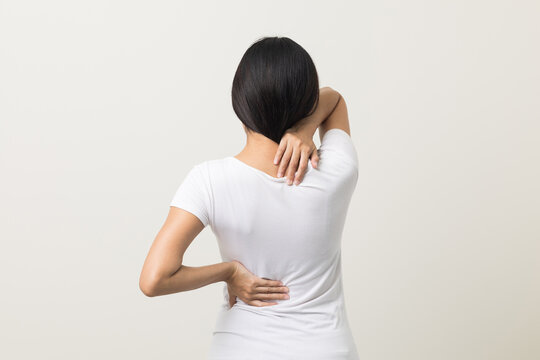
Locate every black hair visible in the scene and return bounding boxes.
[231,36,320,144]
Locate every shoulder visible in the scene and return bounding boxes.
[188,158,232,186]
[318,128,359,170]
[192,157,229,173]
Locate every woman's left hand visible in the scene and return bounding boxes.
[273,129,319,185]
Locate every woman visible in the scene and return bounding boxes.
[139,36,360,359]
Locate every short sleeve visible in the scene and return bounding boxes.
[319,128,359,168]
[169,164,211,227]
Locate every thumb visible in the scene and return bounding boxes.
[228,294,237,309]
[311,150,320,168]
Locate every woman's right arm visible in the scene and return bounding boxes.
[287,87,342,140]
[273,87,343,185]
[317,89,351,141]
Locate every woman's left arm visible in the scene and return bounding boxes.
[139,207,234,297]
[139,207,288,301]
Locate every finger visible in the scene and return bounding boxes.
[277,147,293,178]
[253,292,290,301]
[311,150,320,169]
[228,294,237,309]
[274,138,287,165]
[286,148,300,185]
[248,300,278,307]
[294,150,309,185]
[258,278,284,287]
[254,285,289,293]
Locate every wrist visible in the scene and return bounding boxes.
[224,261,236,283]
[290,88,340,136]
[289,116,318,137]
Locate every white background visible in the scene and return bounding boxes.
[1,0,539,359]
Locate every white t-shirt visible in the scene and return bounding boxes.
[170,128,360,360]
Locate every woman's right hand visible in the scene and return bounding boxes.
[226,260,290,308]
[273,128,319,186]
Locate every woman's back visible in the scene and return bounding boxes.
[170,128,360,359]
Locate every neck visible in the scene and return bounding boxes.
[233,131,282,170]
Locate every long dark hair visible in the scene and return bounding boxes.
[231,36,320,144]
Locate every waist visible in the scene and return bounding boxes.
[210,305,358,359]
[215,297,348,335]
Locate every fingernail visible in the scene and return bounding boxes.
[294,180,299,185]
[277,172,282,177]
[287,179,292,185]
[273,159,278,164]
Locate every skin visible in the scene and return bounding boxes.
[234,124,318,186]
[139,87,348,309]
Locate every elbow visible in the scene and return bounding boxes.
[139,274,160,297]
[140,282,156,297]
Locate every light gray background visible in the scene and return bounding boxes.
[1,1,539,359]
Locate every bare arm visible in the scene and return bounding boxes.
[139,207,289,305]
[272,87,345,185]
[145,262,235,297]
[139,207,235,297]
[288,87,343,140]
[317,90,351,141]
